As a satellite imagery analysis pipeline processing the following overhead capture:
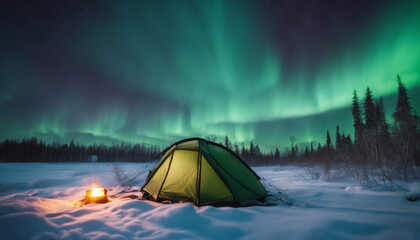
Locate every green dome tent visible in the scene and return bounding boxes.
[141,138,268,206]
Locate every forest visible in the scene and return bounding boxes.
[1,75,419,185]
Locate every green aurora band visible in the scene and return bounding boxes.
[0,0,419,151]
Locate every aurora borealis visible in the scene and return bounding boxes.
[1,0,419,151]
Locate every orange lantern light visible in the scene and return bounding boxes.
[85,188,108,204]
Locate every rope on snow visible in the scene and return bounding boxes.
[260,176,293,206]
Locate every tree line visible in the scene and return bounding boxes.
[0,139,161,163]
[1,75,419,182]
[219,75,419,185]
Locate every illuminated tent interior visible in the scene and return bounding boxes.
[141,138,268,206]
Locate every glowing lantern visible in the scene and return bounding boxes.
[85,188,108,204]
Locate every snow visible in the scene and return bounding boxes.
[1,163,420,240]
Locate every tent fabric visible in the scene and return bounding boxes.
[141,138,268,206]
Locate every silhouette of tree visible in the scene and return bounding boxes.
[392,75,419,169]
[274,147,280,159]
[205,135,217,142]
[376,96,390,142]
[317,143,322,153]
[336,125,341,150]
[224,135,232,149]
[351,90,364,144]
[304,145,309,157]
[364,87,376,131]
[255,145,261,157]
[233,143,240,155]
[393,75,416,133]
[326,130,332,153]
[289,136,296,158]
[241,143,246,157]
[393,75,412,122]
[249,141,255,157]
[310,141,314,155]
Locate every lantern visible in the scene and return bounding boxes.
[85,188,108,204]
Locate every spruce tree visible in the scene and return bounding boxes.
[391,74,419,175]
[317,143,322,153]
[336,125,341,150]
[393,75,414,128]
[255,145,261,156]
[375,99,382,130]
[289,137,296,158]
[351,90,364,143]
[304,145,309,157]
[326,130,332,153]
[310,141,314,155]
[250,141,254,156]
[346,134,352,145]
[234,143,239,155]
[241,143,246,157]
[376,97,390,141]
[364,87,376,131]
[225,135,230,149]
[274,147,280,159]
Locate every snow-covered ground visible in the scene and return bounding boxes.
[0,163,419,240]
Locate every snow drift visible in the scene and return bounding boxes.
[1,163,420,240]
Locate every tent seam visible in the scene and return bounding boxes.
[209,152,267,199]
[140,147,175,191]
[203,141,236,203]
[196,152,202,205]
[156,151,175,200]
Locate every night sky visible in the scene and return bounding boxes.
[1,0,419,151]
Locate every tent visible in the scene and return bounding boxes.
[141,138,268,206]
